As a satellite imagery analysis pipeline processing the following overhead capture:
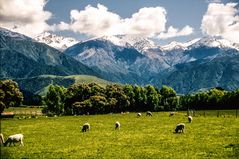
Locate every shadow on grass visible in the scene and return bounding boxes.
[0,149,12,159]
[225,144,239,158]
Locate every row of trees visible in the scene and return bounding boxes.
[43,83,178,115]
[181,88,239,110]
[44,83,239,115]
[0,79,238,115]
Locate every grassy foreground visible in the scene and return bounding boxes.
[1,111,239,159]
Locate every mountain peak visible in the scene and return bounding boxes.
[34,32,79,51]
[0,27,32,41]
[97,34,156,52]
[190,36,239,50]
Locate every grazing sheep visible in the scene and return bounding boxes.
[115,121,120,130]
[0,134,24,146]
[82,123,90,132]
[137,113,142,117]
[175,123,185,133]
[188,116,193,123]
[169,112,175,117]
[146,111,152,116]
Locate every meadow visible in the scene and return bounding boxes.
[1,110,239,159]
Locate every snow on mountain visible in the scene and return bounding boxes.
[34,32,79,51]
[0,27,32,41]
[190,37,239,50]
[98,35,157,52]
[161,38,201,51]
[161,41,187,51]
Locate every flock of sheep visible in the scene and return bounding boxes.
[81,111,193,134]
[1,111,193,147]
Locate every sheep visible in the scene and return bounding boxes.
[115,121,120,130]
[0,133,24,146]
[146,111,152,116]
[188,116,193,123]
[82,123,90,132]
[175,123,185,133]
[137,113,142,117]
[169,112,175,117]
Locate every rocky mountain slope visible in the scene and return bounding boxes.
[64,35,239,93]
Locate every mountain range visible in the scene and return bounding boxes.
[1,27,239,94]
[63,34,239,93]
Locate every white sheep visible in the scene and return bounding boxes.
[137,113,142,117]
[82,123,90,132]
[188,116,193,123]
[115,121,120,130]
[0,133,24,146]
[146,111,152,116]
[175,123,185,133]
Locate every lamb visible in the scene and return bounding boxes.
[0,133,24,146]
[82,123,90,132]
[137,113,142,117]
[146,111,152,116]
[188,116,193,123]
[175,123,185,133]
[115,121,120,130]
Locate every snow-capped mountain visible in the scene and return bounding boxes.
[3,27,239,93]
[34,32,79,51]
[190,37,239,51]
[161,41,187,51]
[97,35,157,52]
[0,27,32,41]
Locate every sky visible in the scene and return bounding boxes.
[0,0,238,45]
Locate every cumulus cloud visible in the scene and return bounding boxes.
[55,4,193,39]
[158,25,194,39]
[68,4,121,36]
[123,7,167,36]
[201,3,239,43]
[0,0,52,37]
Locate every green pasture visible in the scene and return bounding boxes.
[1,111,238,158]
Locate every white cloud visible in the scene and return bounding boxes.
[55,4,193,39]
[123,7,167,36]
[201,3,239,43]
[158,25,194,39]
[0,0,52,37]
[68,4,121,36]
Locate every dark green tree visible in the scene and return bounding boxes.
[44,84,66,115]
[0,80,23,113]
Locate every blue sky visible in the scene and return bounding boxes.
[0,0,238,44]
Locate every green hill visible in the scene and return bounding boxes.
[14,75,112,96]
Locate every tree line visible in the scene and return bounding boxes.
[0,79,238,115]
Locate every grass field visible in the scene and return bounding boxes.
[1,111,239,158]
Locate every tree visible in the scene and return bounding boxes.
[106,84,130,112]
[145,85,160,111]
[159,85,177,110]
[160,85,176,98]
[44,85,66,115]
[0,80,23,113]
